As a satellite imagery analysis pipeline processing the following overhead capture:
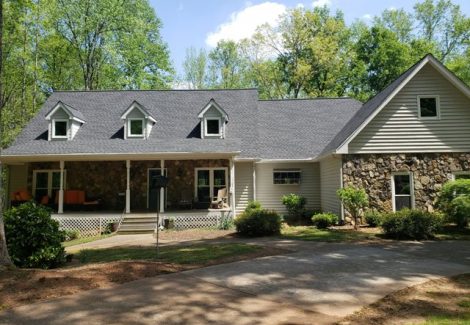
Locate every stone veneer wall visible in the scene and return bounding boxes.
[342,153,470,212]
[29,160,229,211]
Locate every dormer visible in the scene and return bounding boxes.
[198,99,228,139]
[45,101,85,141]
[120,101,156,139]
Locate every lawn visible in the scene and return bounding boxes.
[435,225,470,241]
[76,243,262,264]
[341,273,470,325]
[280,225,380,242]
[62,233,115,247]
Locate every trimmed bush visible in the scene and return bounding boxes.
[311,213,339,229]
[245,200,262,213]
[4,202,66,269]
[337,187,368,230]
[437,179,470,229]
[381,209,443,240]
[365,210,383,227]
[64,230,80,241]
[235,209,281,237]
[281,194,307,225]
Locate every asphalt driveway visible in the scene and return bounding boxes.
[1,239,469,325]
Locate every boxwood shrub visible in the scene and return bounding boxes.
[436,179,470,229]
[364,210,383,227]
[380,209,443,240]
[311,213,339,229]
[4,201,66,269]
[235,208,281,237]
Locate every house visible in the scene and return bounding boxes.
[2,54,470,222]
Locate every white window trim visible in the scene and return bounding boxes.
[391,172,415,212]
[204,117,222,137]
[52,119,69,139]
[452,171,470,180]
[417,95,440,120]
[273,169,302,185]
[127,118,145,138]
[194,167,228,202]
[32,169,67,199]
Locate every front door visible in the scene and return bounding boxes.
[148,168,167,210]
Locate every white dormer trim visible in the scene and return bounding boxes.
[121,101,156,123]
[45,102,85,124]
[198,99,229,121]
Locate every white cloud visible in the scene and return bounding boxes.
[312,0,331,7]
[205,2,287,47]
[362,14,372,20]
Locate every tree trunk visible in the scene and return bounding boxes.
[0,0,14,268]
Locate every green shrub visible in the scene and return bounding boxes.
[218,216,234,230]
[235,209,281,237]
[437,179,470,229]
[281,194,306,225]
[311,213,339,229]
[4,202,66,269]
[337,187,369,230]
[365,210,383,227]
[245,200,262,213]
[381,209,443,240]
[64,230,80,241]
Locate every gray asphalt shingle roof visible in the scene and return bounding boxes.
[4,89,362,160]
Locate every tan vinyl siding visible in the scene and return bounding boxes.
[8,164,28,198]
[126,109,145,119]
[319,156,342,216]
[234,162,254,215]
[255,162,320,214]
[350,64,470,153]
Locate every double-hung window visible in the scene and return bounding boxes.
[392,173,414,211]
[273,169,301,185]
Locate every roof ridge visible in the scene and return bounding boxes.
[53,88,259,93]
[259,96,355,101]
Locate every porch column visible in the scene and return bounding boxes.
[160,159,164,213]
[58,161,64,214]
[125,160,131,213]
[230,158,235,215]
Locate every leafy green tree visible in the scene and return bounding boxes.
[374,8,414,43]
[183,47,208,89]
[337,187,369,230]
[208,40,249,89]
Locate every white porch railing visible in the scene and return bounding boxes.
[52,214,122,237]
[168,211,233,230]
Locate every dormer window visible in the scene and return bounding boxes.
[53,119,68,138]
[198,99,228,139]
[205,118,221,136]
[121,101,156,140]
[128,118,144,137]
[45,101,85,141]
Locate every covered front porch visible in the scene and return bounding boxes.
[8,156,237,217]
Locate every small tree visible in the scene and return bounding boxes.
[337,186,369,230]
[281,194,306,224]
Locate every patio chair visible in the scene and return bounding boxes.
[210,187,228,209]
[178,189,193,209]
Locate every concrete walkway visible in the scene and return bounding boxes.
[2,240,470,324]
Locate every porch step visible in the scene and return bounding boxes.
[117,214,159,234]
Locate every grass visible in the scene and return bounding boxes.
[76,243,261,265]
[420,314,470,325]
[280,226,378,242]
[435,226,470,240]
[63,233,115,248]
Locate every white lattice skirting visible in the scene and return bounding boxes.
[52,215,122,237]
[170,212,233,230]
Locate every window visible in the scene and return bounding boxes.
[128,119,144,137]
[33,170,65,202]
[273,170,301,185]
[418,96,439,119]
[392,173,414,211]
[195,168,228,203]
[52,119,68,138]
[205,118,221,136]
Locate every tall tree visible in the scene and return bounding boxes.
[208,40,249,89]
[182,47,208,89]
[374,8,414,43]
[0,0,13,268]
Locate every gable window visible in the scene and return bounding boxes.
[392,173,414,211]
[52,119,68,138]
[128,119,144,137]
[205,118,221,136]
[418,96,440,119]
[273,169,301,185]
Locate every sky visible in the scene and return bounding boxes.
[150,0,470,76]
